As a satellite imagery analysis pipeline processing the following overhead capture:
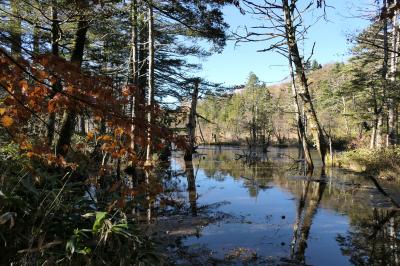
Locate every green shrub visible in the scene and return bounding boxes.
[337,148,400,176]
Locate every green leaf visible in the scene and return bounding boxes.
[92,211,107,234]
[77,246,92,255]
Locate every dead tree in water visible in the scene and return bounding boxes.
[184,79,201,161]
[282,0,327,165]
[235,0,328,166]
[288,56,313,169]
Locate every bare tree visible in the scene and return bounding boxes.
[235,0,328,167]
[184,78,201,161]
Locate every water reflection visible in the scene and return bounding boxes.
[184,160,198,216]
[170,146,400,265]
[336,207,400,265]
[291,168,326,264]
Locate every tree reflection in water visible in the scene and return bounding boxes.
[171,147,400,264]
[291,167,327,264]
[184,159,198,216]
[336,187,400,265]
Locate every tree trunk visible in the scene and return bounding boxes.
[380,0,389,148]
[288,56,313,170]
[371,117,378,149]
[10,1,22,57]
[184,80,200,161]
[47,2,60,146]
[251,105,257,146]
[342,96,350,135]
[185,160,198,216]
[388,8,398,145]
[135,11,148,150]
[283,0,327,165]
[33,25,40,54]
[377,114,384,148]
[130,0,139,151]
[145,0,155,163]
[56,17,89,156]
[80,115,86,135]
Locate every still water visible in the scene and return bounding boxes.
[169,146,400,265]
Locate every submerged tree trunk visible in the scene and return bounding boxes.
[283,0,326,165]
[288,56,313,170]
[56,18,89,156]
[184,80,200,161]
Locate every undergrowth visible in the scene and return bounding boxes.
[336,148,400,180]
[0,143,162,265]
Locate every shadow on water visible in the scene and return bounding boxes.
[166,146,400,265]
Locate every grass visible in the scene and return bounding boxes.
[336,148,400,180]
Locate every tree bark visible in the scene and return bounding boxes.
[379,0,389,148]
[33,26,40,54]
[10,1,22,57]
[185,160,198,216]
[56,17,89,156]
[184,80,200,161]
[388,8,398,145]
[342,96,350,135]
[377,114,384,148]
[283,0,327,165]
[288,56,313,170]
[135,8,148,149]
[47,2,60,146]
[130,0,139,151]
[145,0,155,163]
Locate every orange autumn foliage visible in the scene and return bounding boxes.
[0,49,176,173]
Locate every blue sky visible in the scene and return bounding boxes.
[195,0,372,86]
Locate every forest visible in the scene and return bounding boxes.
[1,0,400,265]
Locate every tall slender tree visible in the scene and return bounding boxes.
[56,3,89,156]
[236,0,328,166]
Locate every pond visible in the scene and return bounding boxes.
[164,146,400,265]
